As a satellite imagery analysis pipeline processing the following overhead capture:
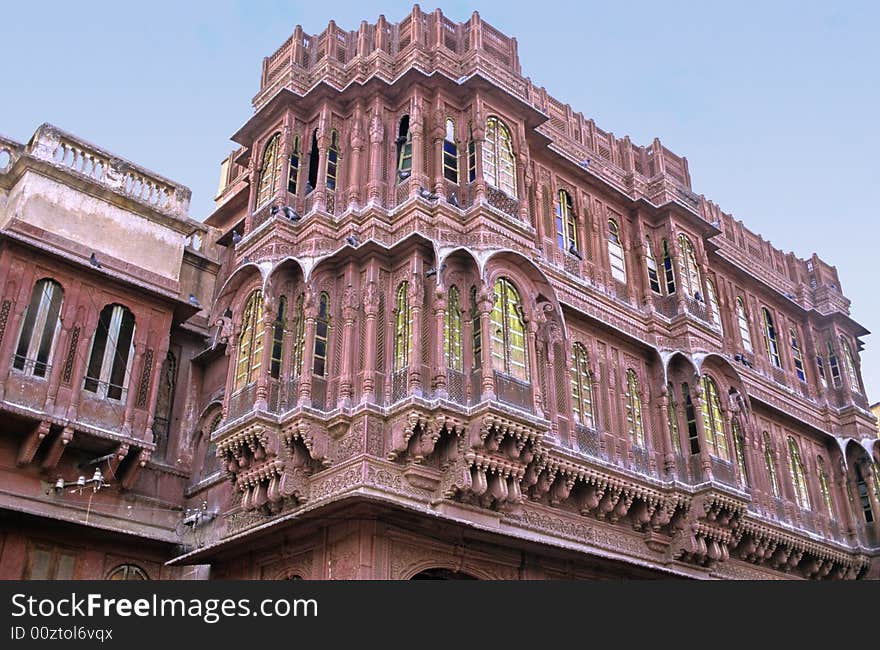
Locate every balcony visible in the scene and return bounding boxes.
[445,368,466,406]
[493,371,533,413]
[227,383,257,421]
[574,424,603,460]
[485,186,519,220]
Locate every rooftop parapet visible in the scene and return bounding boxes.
[10,123,192,220]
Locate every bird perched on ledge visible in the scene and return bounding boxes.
[345,234,360,247]
[419,186,438,201]
[89,252,101,268]
[448,192,461,208]
[231,229,242,245]
[568,243,583,260]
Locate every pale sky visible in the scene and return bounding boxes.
[2,1,878,401]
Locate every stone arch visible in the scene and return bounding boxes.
[191,402,224,483]
[437,247,481,293]
[214,262,269,321]
[410,568,479,580]
[661,350,699,385]
[264,257,307,308]
[399,559,496,581]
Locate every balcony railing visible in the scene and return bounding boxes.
[630,445,652,476]
[391,369,408,403]
[575,424,602,460]
[11,355,52,379]
[227,383,257,421]
[485,186,519,219]
[268,376,300,414]
[493,371,533,413]
[446,368,466,405]
[710,457,737,488]
[311,376,327,411]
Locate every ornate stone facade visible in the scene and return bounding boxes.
[1,6,878,580]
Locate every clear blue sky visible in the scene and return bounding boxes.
[2,1,878,401]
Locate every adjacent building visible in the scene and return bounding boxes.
[1,6,878,579]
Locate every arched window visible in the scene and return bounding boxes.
[736,297,753,353]
[443,118,459,183]
[570,343,594,428]
[827,340,842,388]
[854,462,874,523]
[287,135,300,194]
[677,234,701,298]
[483,117,516,196]
[786,328,806,382]
[839,337,861,393]
[490,278,528,381]
[624,369,645,447]
[256,133,281,208]
[396,116,413,180]
[393,283,412,372]
[326,130,339,190]
[269,296,287,379]
[667,383,681,454]
[107,564,149,580]
[471,286,482,370]
[14,278,64,377]
[661,239,676,294]
[84,304,136,401]
[555,190,577,253]
[445,286,462,371]
[200,412,223,481]
[607,219,626,283]
[816,352,827,388]
[706,278,722,331]
[761,307,782,368]
[817,456,834,519]
[683,383,699,455]
[645,237,661,294]
[312,292,330,377]
[233,292,263,391]
[290,294,305,377]
[306,129,319,193]
[732,419,748,485]
[763,432,780,498]
[467,123,477,183]
[787,436,810,509]
[700,375,729,460]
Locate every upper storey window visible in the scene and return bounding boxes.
[393,282,412,372]
[789,328,806,382]
[84,304,136,401]
[14,278,64,378]
[326,130,340,191]
[287,135,300,194]
[313,292,331,377]
[645,237,661,294]
[555,190,577,254]
[677,234,701,299]
[290,294,305,378]
[607,219,626,283]
[483,117,516,196]
[490,278,528,381]
[827,340,842,388]
[396,116,413,181]
[732,419,749,486]
[269,297,287,380]
[443,118,459,184]
[706,278,722,331]
[700,375,729,461]
[662,239,676,295]
[307,129,319,193]
[761,307,782,369]
[445,286,463,371]
[817,456,834,519]
[467,124,477,183]
[736,297,753,354]
[570,343,595,428]
[763,431,781,498]
[839,336,862,393]
[786,436,810,510]
[234,291,263,391]
[624,369,645,448]
[256,133,281,208]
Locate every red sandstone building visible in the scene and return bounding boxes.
[1,7,879,580]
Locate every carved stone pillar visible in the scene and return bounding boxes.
[408,275,424,396]
[471,113,487,204]
[477,286,495,401]
[298,294,317,407]
[367,110,385,206]
[658,386,676,477]
[516,151,530,223]
[691,383,713,481]
[143,341,170,446]
[347,109,365,210]
[432,286,448,399]
[313,109,330,211]
[408,99,427,198]
[254,307,275,412]
[361,281,380,404]
[337,285,359,408]
[222,337,238,421]
[431,101,446,194]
